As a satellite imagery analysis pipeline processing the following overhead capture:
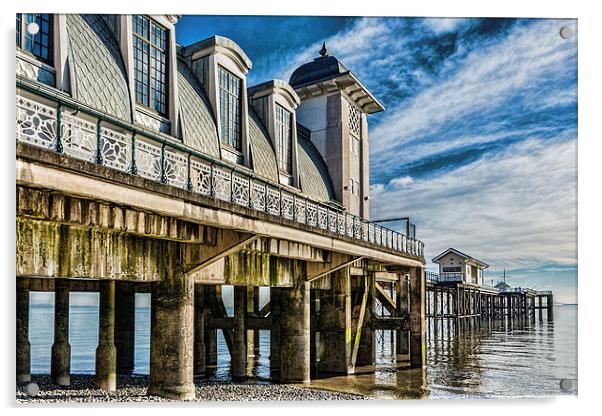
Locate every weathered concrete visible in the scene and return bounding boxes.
[396,274,410,362]
[51,279,71,386]
[279,260,310,383]
[409,267,426,368]
[96,280,117,391]
[16,281,31,382]
[193,284,206,376]
[148,241,195,400]
[318,269,352,374]
[231,286,247,379]
[115,281,135,374]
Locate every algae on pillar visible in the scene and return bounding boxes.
[96,280,117,391]
[51,279,71,386]
[279,260,310,383]
[148,241,195,400]
[16,280,31,383]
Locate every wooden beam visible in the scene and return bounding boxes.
[185,230,259,276]
[350,276,368,368]
[306,253,363,282]
[374,281,396,312]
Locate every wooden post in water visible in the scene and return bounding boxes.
[194,284,206,376]
[409,266,426,368]
[51,279,71,386]
[231,286,247,379]
[96,280,116,391]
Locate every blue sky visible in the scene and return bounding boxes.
[179,15,578,303]
[31,15,578,306]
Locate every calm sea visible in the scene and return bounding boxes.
[27,297,577,399]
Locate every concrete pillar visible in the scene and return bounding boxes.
[246,286,255,359]
[96,280,117,391]
[395,274,410,362]
[280,260,310,383]
[148,241,195,400]
[253,287,261,356]
[16,280,31,383]
[231,286,247,379]
[51,279,71,386]
[204,286,218,367]
[409,267,426,368]
[269,287,282,371]
[115,281,135,374]
[318,268,352,374]
[194,284,206,376]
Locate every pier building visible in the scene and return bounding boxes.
[15,14,426,398]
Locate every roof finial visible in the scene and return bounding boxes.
[319,42,329,57]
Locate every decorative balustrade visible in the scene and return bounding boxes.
[15,88,425,258]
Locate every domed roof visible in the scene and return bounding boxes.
[289,43,349,88]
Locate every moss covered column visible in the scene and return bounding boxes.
[96,280,117,391]
[355,273,375,367]
[318,268,352,374]
[51,279,71,386]
[194,284,206,376]
[16,279,31,383]
[148,241,195,400]
[409,266,426,368]
[231,286,247,379]
[396,273,410,362]
[280,260,310,383]
[246,286,255,359]
[115,281,135,374]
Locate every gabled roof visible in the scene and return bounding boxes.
[432,248,489,269]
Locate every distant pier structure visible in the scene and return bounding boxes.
[15,15,427,398]
[426,248,554,334]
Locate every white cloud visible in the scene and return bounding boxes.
[389,175,414,188]
[371,135,577,273]
[423,17,466,34]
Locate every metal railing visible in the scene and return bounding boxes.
[15,82,425,258]
[426,272,464,283]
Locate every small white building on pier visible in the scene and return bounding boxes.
[432,248,489,285]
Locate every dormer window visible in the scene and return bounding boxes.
[16,14,52,65]
[218,66,242,150]
[276,104,292,174]
[133,15,168,116]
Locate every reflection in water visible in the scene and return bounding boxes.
[28,300,577,399]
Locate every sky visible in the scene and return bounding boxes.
[31,15,578,306]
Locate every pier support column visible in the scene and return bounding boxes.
[51,279,71,386]
[246,286,255,359]
[280,260,311,383]
[194,284,206,376]
[96,280,117,391]
[16,280,31,383]
[318,268,352,374]
[396,273,410,362]
[270,287,282,371]
[148,241,195,400]
[253,287,261,356]
[115,281,135,374]
[205,285,218,367]
[547,295,554,320]
[409,266,426,368]
[231,286,247,379]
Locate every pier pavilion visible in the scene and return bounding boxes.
[426,249,553,334]
[15,14,426,399]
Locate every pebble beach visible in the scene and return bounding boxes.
[16,374,366,403]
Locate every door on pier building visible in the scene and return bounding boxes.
[471,265,478,284]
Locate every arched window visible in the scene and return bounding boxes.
[275,104,292,174]
[218,66,242,150]
[16,13,52,65]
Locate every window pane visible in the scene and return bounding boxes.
[18,13,52,63]
[276,104,292,174]
[218,67,242,151]
[133,15,168,116]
